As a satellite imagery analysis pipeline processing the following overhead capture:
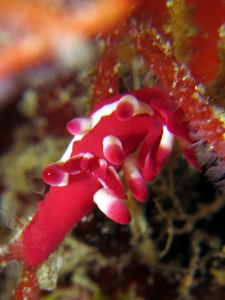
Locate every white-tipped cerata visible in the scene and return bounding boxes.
[62,154,84,174]
[156,126,175,173]
[115,94,153,121]
[93,188,131,224]
[123,154,149,202]
[42,163,68,186]
[103,135,124,165]
[80,152,94,171]
[66,117,92,135]
[92,159,108,179]
[96,166,127,200]
[141,152,157,182]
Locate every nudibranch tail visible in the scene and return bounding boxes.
[23,173,102,266]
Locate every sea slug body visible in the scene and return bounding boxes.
[22,86,199,266]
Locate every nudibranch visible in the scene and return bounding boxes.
[22,86,200,267]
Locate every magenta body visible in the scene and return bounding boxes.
[22,87,199,266]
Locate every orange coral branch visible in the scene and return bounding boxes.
[92,37,119,104]
[0,0,138,80]
[130,25,225,159]
[13,267,39,300]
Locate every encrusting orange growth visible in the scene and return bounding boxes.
[0,0,137,80]
[186,0,225,84]
[13,268,39,300]
[92,38,119,104]
[130,25,225,160]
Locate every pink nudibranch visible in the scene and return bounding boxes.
[22,87,200,266]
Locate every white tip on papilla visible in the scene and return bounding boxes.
[92,158,108,179]
[115,94,153,121]
[103,135,124,165]
[66,117,91,135]
[80,152,95,171]
[93,163,127,200]
[123,154,149,202]
[42,164,68,186]
[93,188,131,224]
[155,126,175,173]
[62,154,84,174]
[62,152,95,174]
